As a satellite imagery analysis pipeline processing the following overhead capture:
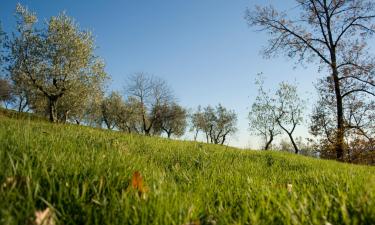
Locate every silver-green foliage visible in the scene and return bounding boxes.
[9,4,107,122]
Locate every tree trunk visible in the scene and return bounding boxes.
[194,129,199,141]
[104,118,112,130]
[221,135,226,145]
[18,96,28,112]
[287,133,299,154]
[264,131,274,150]
[62,110,69,123]
[48,97,58,123]
[332,65,345,160]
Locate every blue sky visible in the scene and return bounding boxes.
[1,0,322,148]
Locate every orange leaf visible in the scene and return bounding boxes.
[129,171,148,197]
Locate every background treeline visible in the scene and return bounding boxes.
[0,2,374,165]
[0,4,238,145]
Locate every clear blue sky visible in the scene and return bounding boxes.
[1,0,323,148]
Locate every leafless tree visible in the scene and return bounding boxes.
[246,0,375,160]
[310,77,375,160]
[124,72,174,135]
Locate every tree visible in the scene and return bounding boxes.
[0,21,7,74]
[124,73,174,135]
[115,96,143,134]
[0,78,13,107]
[310,77,375,160]
[246,0,375,160]
[100,91,124,130]
[9,4,107,122]
[249,76,280,150]
[154,103,188,138]
[0,23,13,108]
[191,104,237,145]
[209,104,238,145]
[56,61,107,124]
[274,82,305,154]
[190,106,205,141]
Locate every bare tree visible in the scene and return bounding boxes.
[274,82,305,154]
[124,72,174,135]
[246,0,375,160]
[310,77,375,160]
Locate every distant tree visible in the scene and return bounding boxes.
[249,76,280,150]
[0,78,13,107]
[0,23,12,108]
[124,72,174,135]
[190,106,205,141]
[246,0,375,160]
[116,96,143,133]
[276,137,317,157]
[154,103,187,138]
[192,104,237,145]
[0,22,7,74]
[274,82,305,154]
[9,4,107,122]
[101,91,124,130]
[209,104,237,145]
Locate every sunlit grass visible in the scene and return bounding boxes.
[0,115,374,224]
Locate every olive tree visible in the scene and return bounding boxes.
[100,91,124,130]
[0,78,13,107]
[9,4,107,122]
[249,76,280,150]
[116,96,143,133]
[274,82,305,154]
[153,103,188,138]
[192,104,237,145]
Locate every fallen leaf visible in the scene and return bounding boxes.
[128,171,148,198]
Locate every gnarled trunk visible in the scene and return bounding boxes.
[264,130,274,150]
[48,96,58,123]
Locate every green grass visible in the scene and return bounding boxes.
[0,114,374,225]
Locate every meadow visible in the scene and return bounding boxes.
[0,111,374,225]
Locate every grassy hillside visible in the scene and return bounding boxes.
[0,114,374,225]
